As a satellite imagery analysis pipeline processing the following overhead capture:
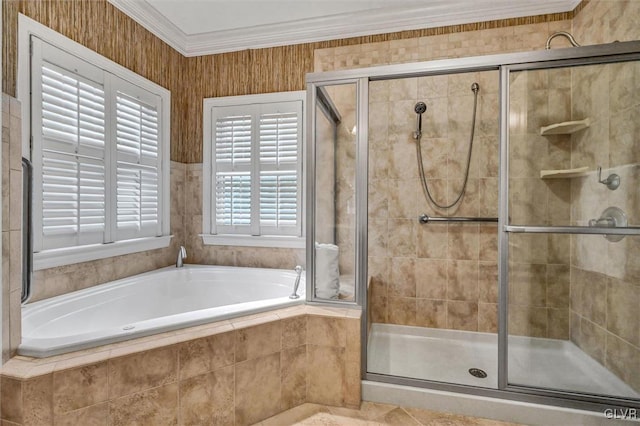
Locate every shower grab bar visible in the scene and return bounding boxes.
[22,157,33,304]
[419,214,498,224]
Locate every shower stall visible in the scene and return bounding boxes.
[306,40,640,412]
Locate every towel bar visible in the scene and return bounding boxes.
[418,214,498,224]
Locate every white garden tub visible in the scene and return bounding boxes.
[19,265,305,357]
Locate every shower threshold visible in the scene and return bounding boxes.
[367,323,639,399]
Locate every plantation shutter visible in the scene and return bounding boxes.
[209,100,302,237]
[32,39,107,250]
[212,107,254,233]
[113,79,162,240]
[258,102,302,235]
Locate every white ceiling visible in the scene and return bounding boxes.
[108,0,581,56]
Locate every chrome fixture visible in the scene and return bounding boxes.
[414,83,479,209]
[545,31,580,49]
[597,166,620,190]
[289,265,303,299]
[176,246,187,267]
[589,206,628,242]
[544,31,580,50]
[22,158,33,304]
[419,214,498,224]
[413,102,427,139]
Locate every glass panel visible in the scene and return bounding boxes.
[508,61,640,229]
[507,232,640,400]
[313,83,356,301]
[366,71,500,388]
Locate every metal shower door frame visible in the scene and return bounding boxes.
[305,40,640,413]
[498,53,640,409]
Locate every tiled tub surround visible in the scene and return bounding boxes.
[2,94,24,362]
[0,305,361,426]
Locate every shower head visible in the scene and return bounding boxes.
[471,83,479,94]
[413,102,427,139]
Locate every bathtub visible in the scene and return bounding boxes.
[19,265,305,358]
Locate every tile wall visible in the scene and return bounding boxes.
[565,0,640,393]
[506,68,573,339]
[566,59,640,392]
[366,72,500,333]
[1,94,23,360]
[315,102,336,245]
[0,306,361,426]
[330,85,357,277]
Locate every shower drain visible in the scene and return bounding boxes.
[468,368,487,378]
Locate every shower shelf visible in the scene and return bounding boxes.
[540,166,589,179]
[540,118,590,136]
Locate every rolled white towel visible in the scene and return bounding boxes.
[315,243,340,299]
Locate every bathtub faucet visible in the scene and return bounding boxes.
[289,265,303,299]
[176,246,187,268]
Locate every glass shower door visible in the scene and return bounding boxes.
[366,70,501,389]
[504,60,640,401]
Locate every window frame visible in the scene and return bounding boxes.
[202,91,306,249]
[17,14,171,270]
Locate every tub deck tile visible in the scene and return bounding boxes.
[52,403,108,426]
[52,351,112,374]
[107,345,178,399]
[108,334,179,359]
[305,306,351,318]
[108,382,179,426]
[231,313,281,330]
[52,362,108,415]
[275,305,308,319]
[174,322,234,347]
[178,331,235,380]
[235,321,283,362]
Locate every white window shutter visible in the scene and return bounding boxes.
[206,97,303,239]
[258,108,300,234]
[212,111,254,233]
[113,82,162,240]
[29,31,171,264]
[258,102,302,236]
[33,39,107,250]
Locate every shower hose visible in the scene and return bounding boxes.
[415,83,479,209]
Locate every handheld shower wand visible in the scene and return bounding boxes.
[413,102,427,139]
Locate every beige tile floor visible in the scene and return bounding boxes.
[256,402,524,425]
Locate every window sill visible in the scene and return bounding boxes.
[201,234,305,249]
[34,235,173,270]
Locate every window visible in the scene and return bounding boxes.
[21,17,171,269]
[202,92,305,248]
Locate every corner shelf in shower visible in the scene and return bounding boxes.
[540,166,589,179]
[540,118,590,136]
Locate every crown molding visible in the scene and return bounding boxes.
[108,0,189,55]
[108,0,581,57]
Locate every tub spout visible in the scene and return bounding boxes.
[176,246,187,268]
[289,265,303,299]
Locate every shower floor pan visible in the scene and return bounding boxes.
[367,323,639,399]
